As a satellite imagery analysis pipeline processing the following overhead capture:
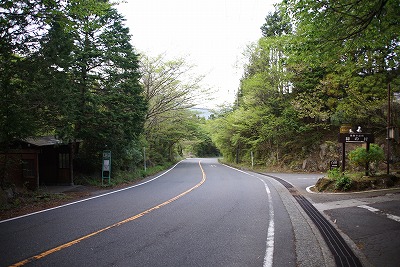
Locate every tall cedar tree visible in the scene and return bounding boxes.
[54,1,147,171]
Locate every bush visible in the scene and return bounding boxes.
[334,174,352,191]
[348,144,385,173]
[327,168,352,191]
[327,167,342,180]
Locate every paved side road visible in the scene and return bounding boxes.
[265,172,400,267]
[313,191,400,267]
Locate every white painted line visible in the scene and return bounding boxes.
[358,205,400,223]
[387,214,400,223]
[314,199,369,212]
[259,178,275,267]
[306,185,315,193]
[358,205,379,213]
[0,161,183,224]
[222,164,274,267]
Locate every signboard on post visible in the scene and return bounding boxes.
[338,129,374,174]
[338,133,375,143]
[102,150,111,185]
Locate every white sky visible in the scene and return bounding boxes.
[116,0,278,108]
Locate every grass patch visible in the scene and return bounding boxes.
[74,162,177,188]
[315,170,400,192]
[0,189,70,212]
[326,168,352,191]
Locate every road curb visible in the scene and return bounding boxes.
[263,176,336,267]
[307,185,400,195]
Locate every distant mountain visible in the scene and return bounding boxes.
[191,108,213,119]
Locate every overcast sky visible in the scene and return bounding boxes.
[116,0,278,108]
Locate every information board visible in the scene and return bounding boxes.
[102,150,111,184]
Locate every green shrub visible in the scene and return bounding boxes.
[348,144,384,173]
[334,174,352,191]
[327,168,342,180]
[327,168,352,191]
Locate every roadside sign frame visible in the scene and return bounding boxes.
[102,150,111,185]
[338,132,374,175]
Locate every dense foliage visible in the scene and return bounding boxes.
[207,0,400,169]
[348,144,385,173]
[1,0,212,189]
[139,54,214,165]
[0,0,147,185]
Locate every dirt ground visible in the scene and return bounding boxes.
[0,189,97,221]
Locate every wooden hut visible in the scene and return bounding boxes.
[0,136,77,190]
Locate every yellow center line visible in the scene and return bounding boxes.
[10,161,206,267]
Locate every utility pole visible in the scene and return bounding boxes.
[387,83,391,175]
[143,147,147,172]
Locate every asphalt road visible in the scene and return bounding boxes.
[1,158,306,267]
[5,158,398,266]
[264,172,400,267]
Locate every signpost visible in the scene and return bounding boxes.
[102,150,111,185]
[338,128,374,174]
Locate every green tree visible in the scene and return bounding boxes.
[0,0,56,147]
[1,0,147,177]
[59,1,147,172]
[0,0,61,187]
[139,54,208,165]
[190,117,219,157]
[348,144,385,174]
[285,0,399,128]
[261,5,292,37]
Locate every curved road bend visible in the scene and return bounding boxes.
[1,158,331,267]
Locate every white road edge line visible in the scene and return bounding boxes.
[222,164,274,267]
[358,205,400,223]
[259,178,275,267]
[0,161,183,224]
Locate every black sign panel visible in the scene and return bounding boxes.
[329,160,340,170]
[338,133,374,143]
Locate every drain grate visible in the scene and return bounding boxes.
[265,174,363,267]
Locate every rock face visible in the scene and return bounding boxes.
[0,188,13,206]
[298,141,342,172]
[300,141,387,172]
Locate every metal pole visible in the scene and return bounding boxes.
[342,142,346,173]
[251,151,254,168]
[365,142,370,176]
[236,147,239,164]
[387,83,391,175]
[143,147,147,172]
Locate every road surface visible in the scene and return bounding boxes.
[1,158,343,266]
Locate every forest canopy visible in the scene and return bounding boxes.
[207,0,399,169]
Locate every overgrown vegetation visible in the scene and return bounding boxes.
[74,162,176,188]
[0,1,212,189]
[348,144,385,174]
[1,0,399,192]
[207,0,400,171]
[327,168,353,191]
